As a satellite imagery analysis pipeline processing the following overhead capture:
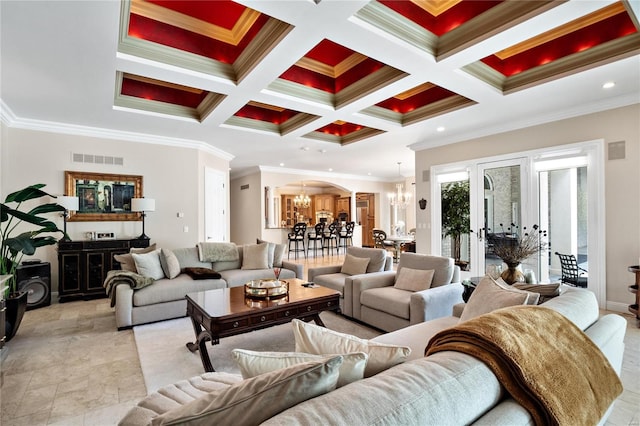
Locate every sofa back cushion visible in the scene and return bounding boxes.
[346,247,388,273]
[340,254,370,276]
[540,286,599,331]
[394,267,435,292]
[396,253,454,287]
[212,245,243,272]
[172,247,212,270]
[150,356,343,426]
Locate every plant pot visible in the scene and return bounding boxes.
[5,291,28,342]
[501,263,525,285]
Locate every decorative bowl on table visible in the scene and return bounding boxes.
[244,279,288,299]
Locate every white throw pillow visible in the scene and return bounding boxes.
[231,349,368,388]
[159,248,181,279]
[460,276,540,322]
[394,267,435,292]
[292,319,410,377]
[257,239,287,268]
[241,243,270,270]
[131,250,165,280]
[150,356,343,426]
[340,254,370,276]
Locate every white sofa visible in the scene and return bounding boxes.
[113,245,302,329]
[119,286,626,425]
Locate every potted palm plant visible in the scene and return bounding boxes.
[441,180,470,271]
[1,184,65,341]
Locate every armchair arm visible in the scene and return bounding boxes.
[308,265,342,282]
[281,260,303,279]
[409,282,464,325]
[351,271,396,320]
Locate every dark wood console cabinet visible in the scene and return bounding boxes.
[57,238,149,302]
[629,265,640,327]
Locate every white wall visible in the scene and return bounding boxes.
[1,125,230,292]
[414,104,640,308]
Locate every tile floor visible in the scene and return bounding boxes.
[0,252,638,425]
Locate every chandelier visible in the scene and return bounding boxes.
[294,182,311,208]
[389,162,412,209]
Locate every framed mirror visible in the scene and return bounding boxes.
[65,171,143,221]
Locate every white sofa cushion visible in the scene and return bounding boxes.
[292,319,410,377]
[150,356,343,426]
[132,275,226,306]
[159,248,181,279]
[394,267,434,291]
[241,243,270,270]
[132,250,165,280]
[231,349,368,388]
[360,286,412,320]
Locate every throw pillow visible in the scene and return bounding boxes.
[150,356,343,426]
[340,253,370,276]
[513,283,562,304]
[159,248,181,279]
[114,253,137,273]
[231,349,368,388]
[131,250,165,280]
[184,267,222,280]
[394,267,435,292]
[257,238,286,268]
[292,319,410,377]
[460,276,540,322]
[241,243,270,270]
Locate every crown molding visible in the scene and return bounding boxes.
[257,165,388,182]
[0,100,234,161]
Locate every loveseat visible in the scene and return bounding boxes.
[307,246,393,317]
[119,282,626,425]
[110,242,302,329]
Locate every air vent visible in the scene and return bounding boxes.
[608,141,625,160]
[72,152,124,166]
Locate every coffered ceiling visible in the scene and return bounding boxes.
[1,0,639,180]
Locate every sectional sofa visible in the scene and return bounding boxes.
[111,243,302,329]
[119,284,626,425]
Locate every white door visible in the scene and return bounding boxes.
[205,167,226,242]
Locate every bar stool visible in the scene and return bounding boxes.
[287,223,307,259]
[338,221,355,253]
[323,222,339,255]
[307,222,325,258]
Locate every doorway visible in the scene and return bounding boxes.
[357,193,376,247]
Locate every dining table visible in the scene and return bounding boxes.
[385,234,415,262]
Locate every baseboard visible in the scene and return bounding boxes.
[605,301,631,314]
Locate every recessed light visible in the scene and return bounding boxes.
[367,172,372,176]
[436,126,446,132]
[602,81,615,89]
[279,163,285,167]
[328,168,333,172]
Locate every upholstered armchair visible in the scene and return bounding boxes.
[351,253,462,332]
[308,247,393,317]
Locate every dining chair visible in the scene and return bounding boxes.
[287,223,307,259]
[555,252,588,288]
[307,222,325,258]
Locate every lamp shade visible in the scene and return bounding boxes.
[57,196,79,211]
[131,198,155,212]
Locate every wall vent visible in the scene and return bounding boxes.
[422,169,430,182]
[608,141,625,160]
[72,152,124,166]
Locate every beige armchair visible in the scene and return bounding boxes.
[351,253,462,332]
[308,247,393,317]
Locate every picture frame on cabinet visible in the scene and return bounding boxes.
[64,171,143,222]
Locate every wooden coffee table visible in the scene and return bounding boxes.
[185,278,340,372]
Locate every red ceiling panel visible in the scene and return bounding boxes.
[481,11,637,76]
[378,0,502,36]
[316,121,364,137]
[376,85,456,113]
[121,77,207,108]
[234,104,299,124]
[145,0,246,29]
[305,39,356,65]
[128,7,269,63]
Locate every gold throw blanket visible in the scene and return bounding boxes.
[425,306,622,426]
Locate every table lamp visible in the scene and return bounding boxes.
[57,196,79,241]
[131,197,155,240]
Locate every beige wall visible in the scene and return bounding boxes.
[414,104,640,310]
[1,125,229,293]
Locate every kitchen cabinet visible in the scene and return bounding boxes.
[336,197,350,221]
[314,194,335,213]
